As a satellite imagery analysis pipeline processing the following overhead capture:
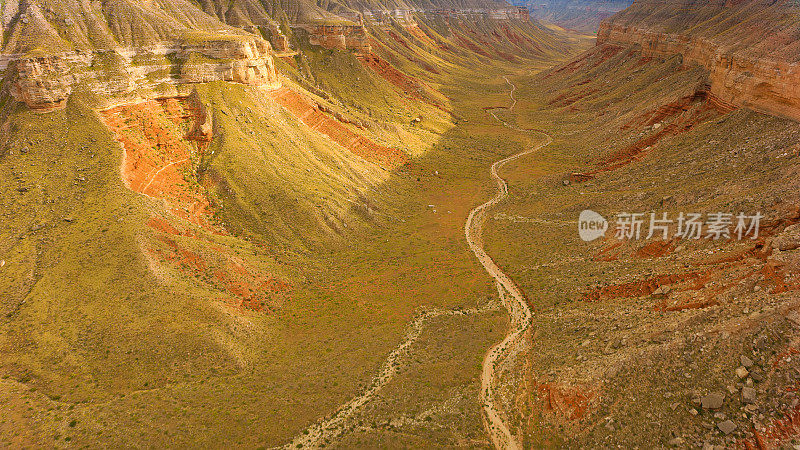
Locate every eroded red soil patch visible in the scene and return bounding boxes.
[583,248,794,311]
[519,358,597,424]
[269,86,409,169]
[145,216,290,312]
[635,239,676,259]
[745,408,800,450]
[545,44,624,79]
[773,347,800,368]
[101,96,222,232]
[536,381,595,420]
[103,96,291,312]
[590,87,737,175]
[583,271,709,304]
[583,209,800,311]
[625,87,738,131]
[593,241,623,262]
[740,346,800,448]
[358,52,447,110]
[564,86,739,185]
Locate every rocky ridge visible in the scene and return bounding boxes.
[0,0,542,110]
[597,0,800,121]
[513,0,630,34]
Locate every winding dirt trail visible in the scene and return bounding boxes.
[470,76,552,450]
[282,304,499,449]
[281,76,550,450]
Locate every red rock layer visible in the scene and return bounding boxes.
[145,218,291,313]
[358,53,446,110]
[269,86,409,170]
[581,210,800,312]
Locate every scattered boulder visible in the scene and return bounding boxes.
[771,224,800,251]
[701,392,726,409]
[736,366,749,379]
[569,172,595,183]
[741,387,756,404]
[740,355,754,368]
[717,420,737,435]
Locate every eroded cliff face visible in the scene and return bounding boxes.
[178,37,281,87]
[4,36,280,110]
[1,0,556,111]
[296,6,532,54]
[296,24,372,54]
[597,0,800,121]
[6,54,80,110]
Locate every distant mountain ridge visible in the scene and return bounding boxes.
[0,0,529,56]
[510,0,631,33]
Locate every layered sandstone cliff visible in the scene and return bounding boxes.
[1,0,548,110]
[597,0,800,121]
[6,54,83,110]
[177,37,281,86]
[296,23,373,54]
[4,36,280,110]
[0,0,283,110]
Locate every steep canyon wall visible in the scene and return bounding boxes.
[597,1,800,121]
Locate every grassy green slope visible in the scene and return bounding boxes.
[0,98,247,421]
